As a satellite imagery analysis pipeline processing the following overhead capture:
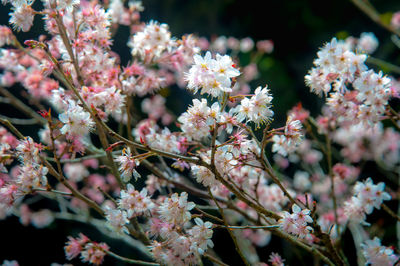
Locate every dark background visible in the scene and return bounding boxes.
[1,0,400,265]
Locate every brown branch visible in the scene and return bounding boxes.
[350,0,400,37]
[382,203,400,222]
[208,189,251,266]
[0,87,47,125]
[104,249,160,265]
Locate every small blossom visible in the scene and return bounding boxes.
[64,233,89,260]
[278,204,313,239]
[104,206,129,233]
[268,252,285,266]
[115,147,140,182]
[235,86,274,126]
[391,12,400,29]
[361,237,399,266]
[118,184,154,218]
[57,0,80,12]
[178,98,217,141]
[284,115,303,143]
[191,165,218,188]
[158,192,195,226]
[188,218,214,254]
[128,21,175,61]
[81,242,109,266]
[357,32,378,54]
[59,100,95,137]
[344,178,391,224]
[9,1,35,32]
[185,51,240,97]
[0,26,14,47]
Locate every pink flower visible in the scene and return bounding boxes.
[65,233,89,260]
[118,183,154,218]
[257,40,274,54]
[81,242,109,265]
[0,26,14,47]
[115,148,140,182]
[391,12,400,29]
[279,204,313,239]
[158,192,195,226]
[362,237,399,266]
[268,252,285,266]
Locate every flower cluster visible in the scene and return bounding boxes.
[128,21,176,61]
[178,99,219,141]
[65,234,109,265]
[115,148,140,182]
[305,37,391,126]
[6,0,35,32]
[118,184,154,218]
[59,100,95,138]
[361,237,399,266]
[186,51,240,97]
[272,114,304,156]
[0,0,399,265]
[344,178,391,225]
[278,204,313,239]
[234,85,274,126]
[158,192,195,226]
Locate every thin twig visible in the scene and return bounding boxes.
[194,207,224,224]
[0,86,47,125]
[382,203,400,222]
[0,115,37,125]
[104,249,160,265]
[367,56,400,75]
[214,224,280,230]
[208,189,251,266]
[203,253,229,266]
[350,0,400,37]
[33,187,73,196]
[325,133,340,238]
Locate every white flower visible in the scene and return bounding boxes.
[16,137,40,164]
[361,237,399,266]
[293,171,311,191]
[118,184,154,218]
[128,21,175,60]
[115,147,141,182]
[344,178,391,225]
[188,218,214,254]
[9,1,34,32]
[185,51,240,97]
[278,204,313,239]
[353,177,391,214]
[17,163,48,192]
[178,98,215,141]
[357,32,378,54]
[104,206,129,233]
[235,86,273,126]
[59,100,95,137]
[191,165,217,188]
[158,192,195,226]
[98,86,126,116]
[57,0,80,12]
[272,135,298,157]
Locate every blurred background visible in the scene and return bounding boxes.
[1,0,400,265]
